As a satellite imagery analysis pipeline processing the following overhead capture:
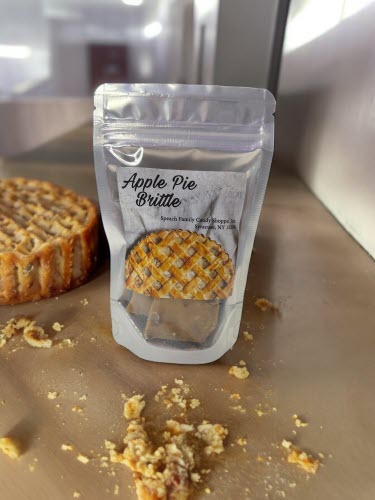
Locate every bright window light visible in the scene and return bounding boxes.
[284,0,342,53]
[343,0,374,18]
[143,22,162,39]
[122,0,143,6]
[196,0,217,17]
[0,44,31,59]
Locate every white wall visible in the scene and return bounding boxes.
[276,1,375,259]
[214,0,279,88]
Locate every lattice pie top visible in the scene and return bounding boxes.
[125,230,235,300]
[0,177,98,305]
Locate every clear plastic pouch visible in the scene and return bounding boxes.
[94,84,275,364]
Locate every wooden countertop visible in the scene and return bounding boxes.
[1,126,375,500]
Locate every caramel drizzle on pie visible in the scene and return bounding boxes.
[125,230,235,300]
[0,177,98,305]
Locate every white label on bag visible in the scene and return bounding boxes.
[116,166,246,263]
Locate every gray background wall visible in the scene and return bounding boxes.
[276,0,375,259]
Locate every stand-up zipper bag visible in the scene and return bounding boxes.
[94,84,275,363]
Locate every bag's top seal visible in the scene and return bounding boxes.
[94,84,275,152]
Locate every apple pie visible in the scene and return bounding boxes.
[0,177,98,305]
[125,230,235,300]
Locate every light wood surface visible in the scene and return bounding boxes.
[1,126,375,499]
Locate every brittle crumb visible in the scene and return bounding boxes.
[2,316,34,339]
[104,440,116,450]
[52,322,64,332]
[243,331,254,341]
[189,399,200,409]
[58,338,74,348]
[73,491,81,498]
[110,393,227,499]
[48,391,58,400]
[61,444,73,451]
[230,393,241,400]
[0,437,21,459]
[123,394,145,420]
[23,325,52,348]
[282,440,292,449]
[282,440,319,474]
[114,485,120,495]
[236,438,247,446]
[229,365,249,379]
[77,454,90,464]
[230,405,246,414]
[255,298,276,312]
[293,415,308,427]
[72,406,84,414]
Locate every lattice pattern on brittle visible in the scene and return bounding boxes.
[125,230,235,300]
[0,178,91,255]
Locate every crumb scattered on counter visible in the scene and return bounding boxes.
[0,335,6,348]
[0,437,21,459]
[61,444,73,451]
[154,385,168,402]
[230,393,241,400]
[77,454,90,464]
[52,322,64,332]
[73,491,81,498]
[281,440,319,474]
[108,392,227,500]
[205,488,212,494]
[48,391,58,400]
[155,381,199,412]
[236,438,247,446]
[1,317,53,348]
[196,421,227,455]
[105,440,116,450]
[123,394,145,420]
[229,364,249,379]
[58,338,75,348]
[81,299,89,306]
[189,399,200,409]
[2,317,33,339]
[23,325,52,348]
[243,331,254,341]
[293,415,308,427]
[230,405,246,414]
[28,463,36,472]
[79,395,87,401]
[114,485,119,495]
[72,406,84,414]
[255,298,277,312]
